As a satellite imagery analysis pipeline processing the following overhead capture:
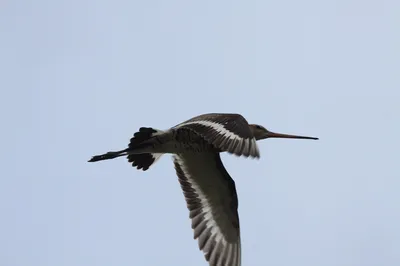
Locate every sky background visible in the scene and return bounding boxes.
[1,0,399,265]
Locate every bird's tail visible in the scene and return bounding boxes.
[88,127,165,171]
[126,127,165,171]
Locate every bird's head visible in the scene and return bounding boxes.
[249,124,319,141]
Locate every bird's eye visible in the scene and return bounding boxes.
[256,125,262,129]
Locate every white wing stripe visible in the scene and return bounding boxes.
[173,153,242,265]
[176,120,259,158]
[174,156,227,246]
[176,120,245,142]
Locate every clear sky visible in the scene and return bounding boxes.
[1,0,399,265]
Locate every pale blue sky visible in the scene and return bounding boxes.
[1,1,399,265]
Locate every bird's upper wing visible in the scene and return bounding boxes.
[173,113,259,158]
[173,153,241,266]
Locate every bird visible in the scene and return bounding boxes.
[88,113,318,266]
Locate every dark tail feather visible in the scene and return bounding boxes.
[126,127,165,171]
[128,153,163,171]
[88,149,128,162]
[88,127,165,168]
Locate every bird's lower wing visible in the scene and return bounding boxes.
[172,153,241,266]
[173,113,259,158]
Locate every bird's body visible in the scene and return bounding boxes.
[88,113,318,266]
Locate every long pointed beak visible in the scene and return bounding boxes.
[266,131,319,140]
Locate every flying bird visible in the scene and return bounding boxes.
[88,113,318,266]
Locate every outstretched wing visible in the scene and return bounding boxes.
[173,153,241,266]
[173,113,259,158]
